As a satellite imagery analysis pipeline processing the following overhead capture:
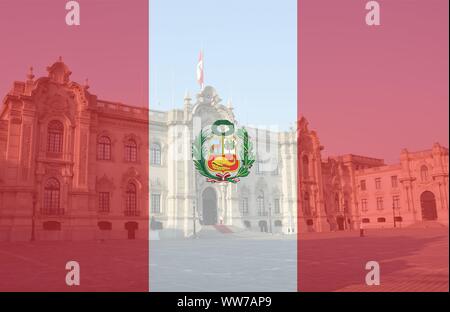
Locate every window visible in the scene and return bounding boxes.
[272,165,279,176]
[274,198,281,214]
[303,192,311,215]
[125,183,137,215]
[344,200,349,213]
[420,165,428,182]
[334,194,340,212]
[376,197,384,211]
[151,194,161,214]
[240,197,249,215]
[98,221,112,231]
[375,178,381,190]
[150,143,161,165]
[377,217,386,223]
[393,195,400,210]
[257,193,266,216]
[47,120,63,153]
[125,139,137,162]
[361,199,368,212]
[43,178,60,213]
[255,161,262,174]
[98,192,110,213]
[362,218,370,223]
[391,175,398,188]
[97,136,111,160]
[360,180,367,191]
[265,131,271,153]
[302,155,309,179]
[43,221,61,231]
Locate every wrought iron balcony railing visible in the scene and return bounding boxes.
[124,209,140,217]
[40,208,65,216]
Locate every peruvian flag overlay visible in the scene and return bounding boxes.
[149,0,297,291]
[298,0,448,292]
[0,0,447,293]
[0,0,149,291]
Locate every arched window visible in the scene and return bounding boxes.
[125,139,138,162]
[43,178,60,213]
[420,165,429,182]
[125,139,137,162]
[97,136,111,160]
[125,183,137,215]
[303,192,311,215]
[335,194,340,212]
[302,155,309,179]
[47,120,64,153]
[240,197,249,215]
[150,143,161,165]
[257,192,265,216]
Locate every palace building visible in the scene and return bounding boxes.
[150,86,448,237]
[149,85,298,237]
[0,59,149,241]
[0,60,447,241]
[299,118,449,231]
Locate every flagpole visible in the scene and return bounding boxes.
[201,49,204,91]
[200,43,204,91]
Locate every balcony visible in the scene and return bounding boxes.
[40,208,65,216]
[124,210,140,217]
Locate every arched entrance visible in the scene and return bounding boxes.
[202,188,217,225]
[336,216,345,231]
[258,220,268,233]
[125,221,138,239]
[420,191,438,221]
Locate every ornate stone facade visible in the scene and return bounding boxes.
[299,119,449,231]
[150,86,298,237]
[1,60,447,241]
[0,60,149,241]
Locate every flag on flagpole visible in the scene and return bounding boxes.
[196,50,204,89]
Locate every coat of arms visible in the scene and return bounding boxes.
[192,120,255,183]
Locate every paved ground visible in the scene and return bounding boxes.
[151,227,448,292]
[299,227,449,292]
[150,234,297,292]
[0,240,149,291]
[0,227,447,291]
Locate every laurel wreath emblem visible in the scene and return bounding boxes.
[192,121,255,183]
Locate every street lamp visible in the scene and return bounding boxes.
[392,202,397,228]
[192,199,197,239]
[31,191,37,242]
[268,202,273,234]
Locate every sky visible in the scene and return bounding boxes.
[300,0,449,163]
[0,0,447,163]
[0,0,148,107]
[150,0,297,130]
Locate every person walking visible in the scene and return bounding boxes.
[359,221,365,237]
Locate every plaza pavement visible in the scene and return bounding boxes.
[299,227,448,292]
[152,227,448,292]
[0,227,447,292]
